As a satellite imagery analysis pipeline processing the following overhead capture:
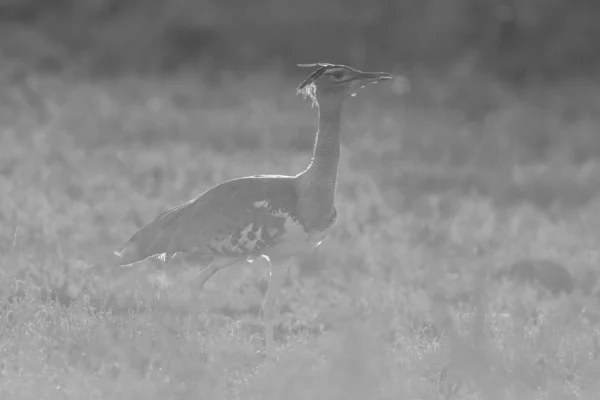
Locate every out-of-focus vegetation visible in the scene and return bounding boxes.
[3,0,600,164]
[1,1,600,399]
[2,0,600,81]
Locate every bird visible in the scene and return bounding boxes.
[113,63,393,358]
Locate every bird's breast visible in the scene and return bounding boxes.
[263,212,331,258]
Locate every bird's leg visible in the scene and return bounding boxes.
[196,257,239,288]
[261,255,292,359]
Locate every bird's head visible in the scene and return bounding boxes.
[297,63,393,107]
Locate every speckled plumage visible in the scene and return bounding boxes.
[116,174,336,266]
[113,63,393,358]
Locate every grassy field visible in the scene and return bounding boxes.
[1,66,600,399]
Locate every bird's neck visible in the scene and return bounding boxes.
[310,101,341,174]
[297,99,342,226]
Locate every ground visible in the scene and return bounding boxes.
[1,67,600,399]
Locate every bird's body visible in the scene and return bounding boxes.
[114,63,393,358]
[116,173,336,267]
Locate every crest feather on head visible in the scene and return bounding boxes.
[296,63,337,107]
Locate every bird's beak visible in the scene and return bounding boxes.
[350,71,394,94]
[357,71,393,83]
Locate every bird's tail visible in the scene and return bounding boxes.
[113,241,142,267]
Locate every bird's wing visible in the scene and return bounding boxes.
[115,175,299,265]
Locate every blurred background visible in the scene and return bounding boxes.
[2,0,600,209]
[2,0,600,80]
[2,1,600,398]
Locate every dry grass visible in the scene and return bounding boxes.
[1,67,600,399]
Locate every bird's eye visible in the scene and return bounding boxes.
[332,71,344,79]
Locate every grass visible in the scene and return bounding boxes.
[1,66,600,399]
